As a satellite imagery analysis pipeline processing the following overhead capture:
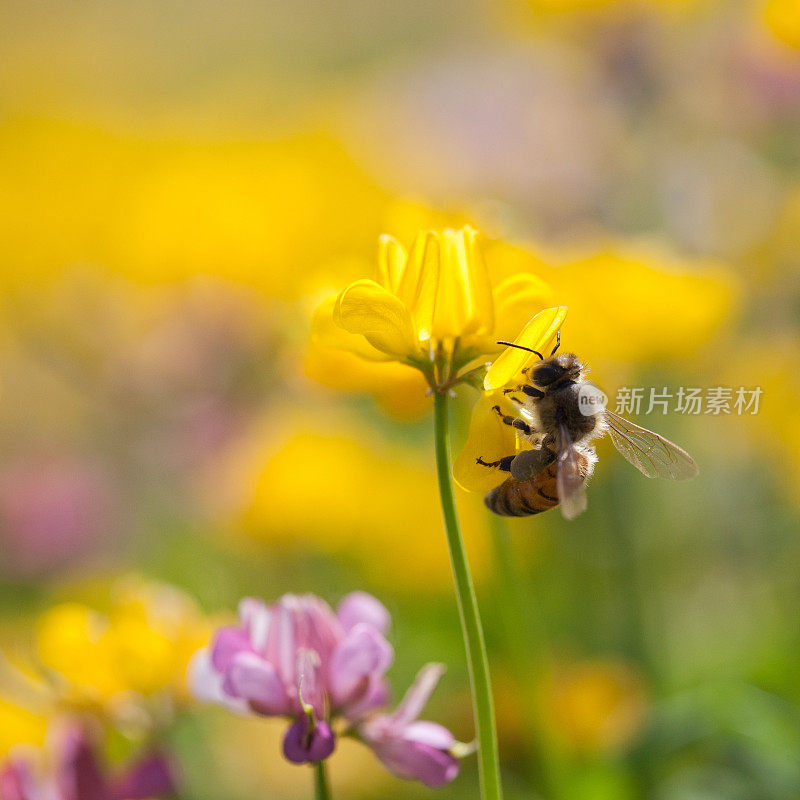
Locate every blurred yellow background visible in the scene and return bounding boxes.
[1,0,799,798]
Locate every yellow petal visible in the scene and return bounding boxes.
[376,234,406,294]
[464,227,495,334]
[311,294,392,362]
[305,340,431,418]
[334,279,417,359]
[432,227,494,340]
[0,700,47,758]
[37,603,125,697]
[398,231,440,342]
[453,392,526,492]
[307,292,432,416]
[492,273,555,344]
[484,306,568,390]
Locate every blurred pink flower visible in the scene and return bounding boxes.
[190,592,461,787]
[0,457,118,578]
[0,724,176,800]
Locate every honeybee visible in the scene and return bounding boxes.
[477,334,699,519]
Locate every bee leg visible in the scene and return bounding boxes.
[503,384,544,399]
[503,384,545,399]
[476,455,515,472]
[491,405,534,436]
[521,385,545,398]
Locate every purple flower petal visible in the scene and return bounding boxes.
[369,736,459,788]
[266,599,298,688]
[337,592,391,634]
[295,648,324,717]
[389,663,444,727]
[56,727,108,800]
[0,761,34,800]
[187,649,226,705]
[109,752,176,800]
[238,598,271,654]
[299,596,343,660]
[402,721,456,750]
[210,626,252,672]
[329,624,394,708]
[282,718,336,764]
[222,652,288,715]
[342,676,389,721]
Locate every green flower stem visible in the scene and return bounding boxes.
[489,515,568,799]
[314,761,331,800]
[433,391,503,800]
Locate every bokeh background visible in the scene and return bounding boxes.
[1,0,799,798]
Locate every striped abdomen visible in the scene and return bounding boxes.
[484,450,593,517]
[484,461,560,516]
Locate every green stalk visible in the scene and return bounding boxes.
[313,761,331,800]
[433,391,503,800]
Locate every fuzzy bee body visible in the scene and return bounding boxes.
[530,374,604,450]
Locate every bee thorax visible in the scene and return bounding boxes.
[538,382,604,445]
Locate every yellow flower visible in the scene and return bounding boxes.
[0,579,210,753]
[36,603,128,702]
[0,698,47,759]
[762,0,800,48]
[453,306,567,493]
[0,118,386,299]
[509,0,705,19]
[213,413,489,592]
[34,576,211,714]
[103,578,212,702]
[538,660,648,755]
[542,248,738,378]
[305,293,432,418]
[311,226,554,393]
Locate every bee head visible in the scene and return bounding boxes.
[530,354,583,388]
[495,334,583,390]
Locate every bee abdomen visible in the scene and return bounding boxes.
[484,462,560,517]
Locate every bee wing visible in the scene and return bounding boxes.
[604,410,699,480]
[556,420,588,520]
